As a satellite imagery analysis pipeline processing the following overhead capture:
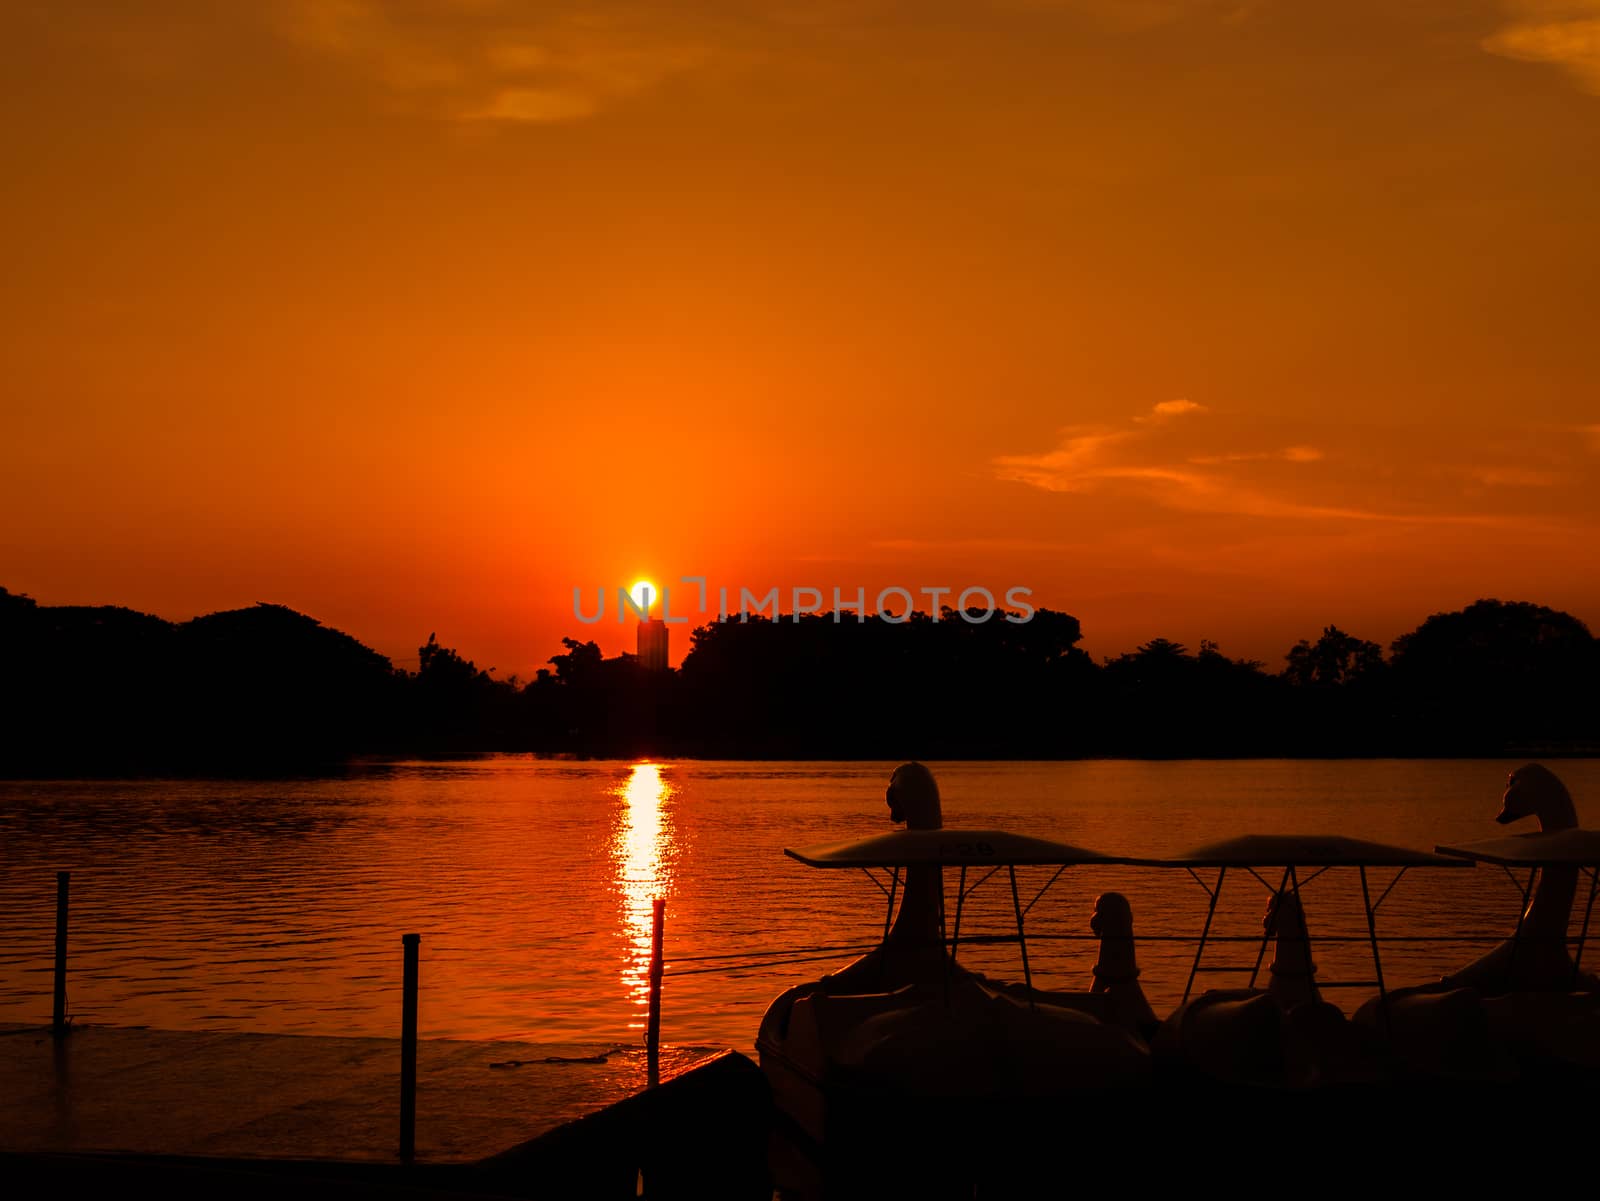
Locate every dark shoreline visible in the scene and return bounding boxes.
[5,748,1600,783]
[7,590,1599,774]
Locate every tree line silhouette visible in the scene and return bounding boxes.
[2,584,1596,773]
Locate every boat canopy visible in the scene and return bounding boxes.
[1435,828,1600,867]
[784,828,1119,868]
[1144,833,1468,868]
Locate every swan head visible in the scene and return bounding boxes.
[886,762,942,830]
[1264,891,1309,940]
[1496,763,1578,831]
[1090,892,1134,938]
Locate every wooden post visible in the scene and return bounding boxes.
[400,933,420,1162]
[52,872,69,1037]
[646,898,665,1087]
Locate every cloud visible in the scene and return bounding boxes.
[1484,1,1600,94]
[465,87,597,124]
[272,1,723,123]
[994,428,1138,489]
[1138,398,1207,421]
[994,400,1356,517]
[870,537,1076,554]
[264,0,1274,124]
[1189,445,1324,465]
[994,401,1577,525]
[993,1,1265,33]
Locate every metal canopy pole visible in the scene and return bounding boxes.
[877,866,900,988]
[1358,865,1392,1038]
[950,865,967,967]
[1290,865,1315,984]
[1573,867,1598,986]
[946,866,1000,985]
[1007,866,1034,1004]
[1183,866,1225,1005]
[881,867,900,945]
[1503,867,1538,991]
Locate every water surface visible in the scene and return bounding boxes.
[2,758,1593,1048]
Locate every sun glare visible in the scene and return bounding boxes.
[613,762,674,1022]
[628,579,655,615]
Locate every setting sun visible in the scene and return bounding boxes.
[628,580,656,616]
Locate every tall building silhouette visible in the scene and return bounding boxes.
[637,618,668,671]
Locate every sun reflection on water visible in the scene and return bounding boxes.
[613,762,674,1023]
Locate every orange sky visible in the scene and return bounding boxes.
[4,1,1598,675]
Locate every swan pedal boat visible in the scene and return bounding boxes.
[1141,834,1476,1089]
[756,828,1151,1157]
[756,765,1600,1195]
[1429,826,1600,1075]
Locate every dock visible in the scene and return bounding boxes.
[0,1024,772,1198]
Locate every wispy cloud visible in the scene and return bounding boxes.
[1484,1,1600,94]
[265,0,1280,124]
[995,400,1364,518]
[273,1,723,124]
[994,400,1586,525]
[1137,398,1207,422]
[869,536,1078,554]
[995,1,1265,34]
[1189,445,1324,466]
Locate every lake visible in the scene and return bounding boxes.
[1,758,1594,1050]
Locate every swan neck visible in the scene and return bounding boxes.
[1525,864,1578,935]
[1536,804,1579,833]
[885,864,944,948]
[1093,934,1141,983]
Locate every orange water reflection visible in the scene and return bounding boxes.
[612,762,675,1024]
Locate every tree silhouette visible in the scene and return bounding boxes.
[1389,599,1598,753]
[1277,625,1390,755]
[1100,637,1282,756]
[3,586,1596,769]
[407,631,522,750]
[1284,626,1385,690]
